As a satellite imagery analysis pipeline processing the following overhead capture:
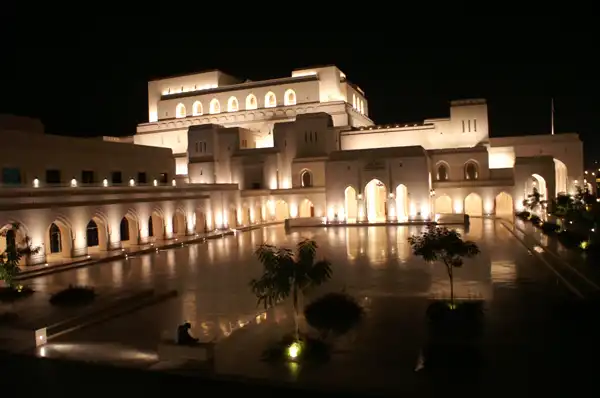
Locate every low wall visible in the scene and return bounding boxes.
[285,217,326,229]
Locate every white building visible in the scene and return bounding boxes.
[0,66,584,265]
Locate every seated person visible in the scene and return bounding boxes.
[177,322,199,345]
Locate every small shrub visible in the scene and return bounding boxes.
[529,215,542,226]
[304,292,364,339]
[49,285,96,306]
[557,230,586,250]
[516,211,531,220]
[540,222,560,235]
[426,300,484,340]
[0,285,34,303]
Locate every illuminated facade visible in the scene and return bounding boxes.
[136,65,583,224]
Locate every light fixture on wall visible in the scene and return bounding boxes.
[172,179,176,186]
[103,179,108,187]
[33,178,39,188]
[129,178,135,187]
[153,179,158,186]
[70,178,77,187]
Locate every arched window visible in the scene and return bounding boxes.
[49,223,61,253]
[5,229,16,248]
[86,220,99,247]
[120,217,129,241]
[284,89,296,106]
[437,163,449,181]
[464,162,479,180]
[209,98,220,114]
[175,103,186,118]
[301,170,313,187]
[265,92,276,108]
[227,96,239,112]
[148,216,153,237]
[192,101,203,116]
[246,94,257,110]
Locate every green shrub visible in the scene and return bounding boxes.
[0,285,34,303]
[304,292,364,339]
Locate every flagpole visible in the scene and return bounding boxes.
[551,97,555,135]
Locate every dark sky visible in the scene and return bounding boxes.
[2,32,598,164]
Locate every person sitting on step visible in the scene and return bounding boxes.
[177,322,199,345]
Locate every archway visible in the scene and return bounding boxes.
[554,159,568,196]
[365,179,387,222]
[274,200,289,221]
[86,217,108,253]
[150,210,165,240]
[395,184,409,221]
[172,210,186,237]
[120,214,139,247]
[344,186,358,222]
[464,193,483,216]
[299,199,314,217]
[435,195,453,214]
[0,223,28,265]
[526,174,547,202]
[301,170,313,187]
[241,205,251,226]
[45,220,72,260]
[495,192,514,219]
[195,209,207,233]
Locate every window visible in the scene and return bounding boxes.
[2,168,21,184]
[46,169,61,184]
[192,101,203,116]
[87,220,99,247]
[246,94,257,110]
[241,139,248,148]
[462,120,465,133]
[111,171,123,184]
[437,164,449,181]
[265,92,276,108]
[284,89,296,106]
[176,103,186,118]
[120,217,129,241]
[137,172,147,184]
[227,96,239,112]
[160,173,168,183]
[209,98,220,114]
[474,119,477,132]
[81,170,94,184]
[301,170,313,187]
[468,120,471,132]
[352,94,356,109]
[251,182,262,189]
[464,162,478,180]
[195,141,207,153]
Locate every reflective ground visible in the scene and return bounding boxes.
[29,219,592,395]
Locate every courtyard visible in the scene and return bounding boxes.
[14,219,597,396]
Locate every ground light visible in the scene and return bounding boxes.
[287,341,303,360]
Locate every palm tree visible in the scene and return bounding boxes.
[408,226,479,308]
[250,238,332,339]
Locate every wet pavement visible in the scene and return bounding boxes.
[9,219,599,396]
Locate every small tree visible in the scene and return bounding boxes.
[0,223,40,288]
[523,187,546,215]
[408,226,480,308]
[250,238,332,339]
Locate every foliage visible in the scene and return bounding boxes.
[522,187,546,214]
[250,238,332,338]
[408,226,480,307]
[304,292,364,340]
[0,223,40,288]
[0,285,34,302]
[49,285,96,306]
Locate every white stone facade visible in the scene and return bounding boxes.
[0,66,585,264]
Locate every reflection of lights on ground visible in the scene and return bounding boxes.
[37,343,158,363]
[533,245,544,253]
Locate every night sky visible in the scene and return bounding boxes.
[3,32,598,164]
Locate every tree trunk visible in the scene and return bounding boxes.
[446,263,455,308]
[292,284,299,340]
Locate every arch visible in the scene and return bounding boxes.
[365,179,387,222]
[553,158,567,196]
[209,98,221,114]
[395,184,409,221]
[120,213,139,246]
[45,219,72,259]
[172,209,186,237]
[530,174,548,201]
[284,89,296,106]
[301,169,313,187]
[195,208,207,233]
[435,195,453,214]
[175,103,186,118]
[265,91,276,108]
[464,193,483,216]
[436,162,449,181]
[274,200,289,221]
[246,94,257,110]
[192,101,203,116]
[299,199,314,218]
[227,96,239,112]
[150,209,165,240]
[86,220,99,247]
[495,192,514,219]
[345,186,358,222]
[464,161,479,180]
[0,223,29,265]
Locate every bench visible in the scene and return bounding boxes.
[157,340,215,362]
